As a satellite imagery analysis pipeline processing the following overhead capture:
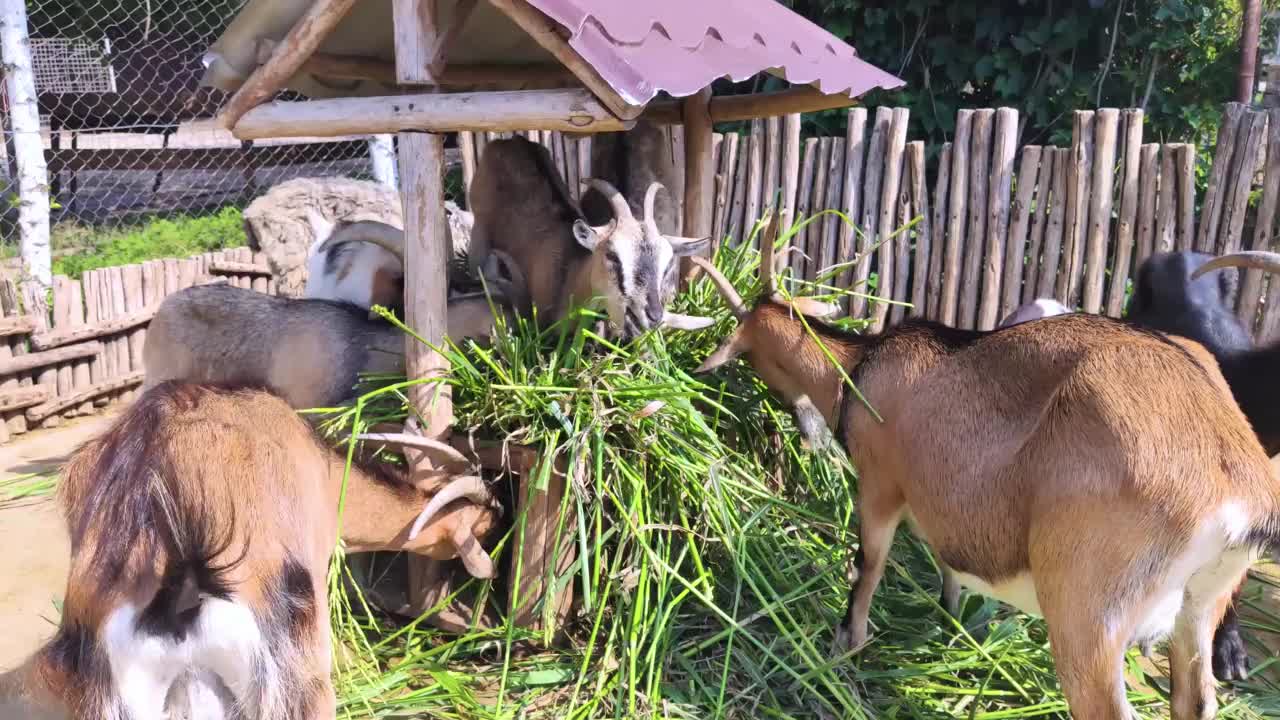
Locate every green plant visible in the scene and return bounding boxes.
[312,216,1279,718]
[51,206,246,279]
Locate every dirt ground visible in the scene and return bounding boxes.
[0,410,118,671]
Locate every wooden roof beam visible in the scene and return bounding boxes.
[231,88,631,139]
[252,39,575,88]
[487,0,644,121]
[643,86,860,125]
[215,0,361,130]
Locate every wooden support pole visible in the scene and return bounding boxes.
[1106,109,1144,318]
[979,107,1017,330]
[1239,0,1263,104]
[1003,146,1042,319]
[940,111,972,326]
[1059,110,1094,306]
[1082,108,1119,315]
[1242,108,1280,333]
[926,143,951,321]
[216,0,361,129]
[488,0,643,120]
[0,0,50,289]
[232,88,631,140]
[781,114,802,222]
[959,109,993,329]
[681,87,714,282]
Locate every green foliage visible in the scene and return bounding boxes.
[790,0,1279,150]
[51,206,246,279]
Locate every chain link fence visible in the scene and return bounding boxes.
[2,0,465,271]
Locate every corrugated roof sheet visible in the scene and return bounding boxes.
[530,0,904,105]
[200,0,902,106]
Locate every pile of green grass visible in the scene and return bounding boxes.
[312,217,1280,718]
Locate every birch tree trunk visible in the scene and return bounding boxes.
[0,0,49,289]
[368,133,399,189]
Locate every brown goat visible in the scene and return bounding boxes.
[689,215,1280,720]
[0,382,499,720]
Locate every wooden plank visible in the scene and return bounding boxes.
[21,282,57,426]
[1004,146,1042,317]
[1106,110,1144,317]
[51,278,74,405]
[178,259,198,290]
[1242,109,1280,334]
[1,281,27,434]
[781,114,802,222]
[728,130,750,245]
[808,137,831,279]
[837,108,868,303]
[0,385,50,413]
[216,0,361,129]
[889,140,912,327]
[30,304,159,350]
[764,116,782,210]
[0,341,101,376]
[872,107,910,332]
[822,137,846,278]
[744,120,765,245]
[853,108,891,319]
[1197,102,1246,252]
[713,132,738,244]
[0,315,36,336]
[123,263,145,374]
[959,109,994,329]
[979,107,1017,329]
[1037,148,1070,300]
[907,142,931,320]
[68,277,92,414]
[1023,148,1056,304]
[1081,108,1119,315]
[1220,113,1267,258]
[1176,143,1197,252]
[109,267,129,379]
[1135,144,1161,270]
[26,371,144,422]
[793,138,819,277]
[940,111,973,326]
[1059,110,1094,306]
[1155,144,1178,254]
[926,143,951,321]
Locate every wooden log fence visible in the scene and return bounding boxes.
[0,249,275,442]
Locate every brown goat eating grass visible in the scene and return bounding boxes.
[0,381,500,720]
[689,214,1280,720]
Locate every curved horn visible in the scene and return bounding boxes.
[355,432,469,466]
[583,178,634,222]
[689,256,748,319]
[1190,250,1280,280]
[317,220,405,263]
[408,475,493,540]
[643,181,664,233]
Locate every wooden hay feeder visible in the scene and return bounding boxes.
[199,0,902,637]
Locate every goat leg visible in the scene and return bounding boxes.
[1211,578,1250,682]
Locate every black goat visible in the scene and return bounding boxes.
[1125,248,1280,682]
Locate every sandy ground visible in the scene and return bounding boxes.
[0,410,118,671]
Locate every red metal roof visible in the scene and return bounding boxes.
[530,0,904,105]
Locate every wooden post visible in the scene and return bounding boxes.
[837,109,867,303]
[781,114,801,222]
[681,87,714,280]
[906,142,931,320]
[940,112,973,326]
[1059,111,1094,306]
[1106,110,1144,317]
[1135,144,1160,268]
[1037,147,1070,301]
[1175,143,1197,252]
[1198,103,1245,253]
[926,143,951,321]
[1156,144,1177,254]
[872,108,908,332]
[959,109,993,330]
[979,108,1017,330]
[822,137,846,277]
[1022,148,1055,304]
[743,120,765,242]
[807,137,831,279]
[713,133,738,244]
[1082,109,1119,315]
[793,138,818,277]
[1241,108,1280,332]
[0,0,50,289]
[1004,146,1042,318]
[853,108,890,320]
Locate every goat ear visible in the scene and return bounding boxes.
[667,235,711,257]
[573,219,601,251]
[696,326,750,373]
[662,312,716,331]
[789,297,842,319]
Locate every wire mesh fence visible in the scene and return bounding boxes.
[0,0,466,271]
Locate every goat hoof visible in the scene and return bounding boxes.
[829,626,865,659]
[1212,625,1250,682]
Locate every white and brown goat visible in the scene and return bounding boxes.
[689,215,1280,720]
[0,382,499,720]
[468,136,712,340]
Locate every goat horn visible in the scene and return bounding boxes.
[583,178,634,222]
[1190,250,1280,280]
[408,475,493,541]
[689,256,748,319]
[316,220,405,263]
[452,522,496,579]
[356,433,469,466]
[643,181,663,233]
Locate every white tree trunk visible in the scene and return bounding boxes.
[368,133,399,189]
[0,0,49,289]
